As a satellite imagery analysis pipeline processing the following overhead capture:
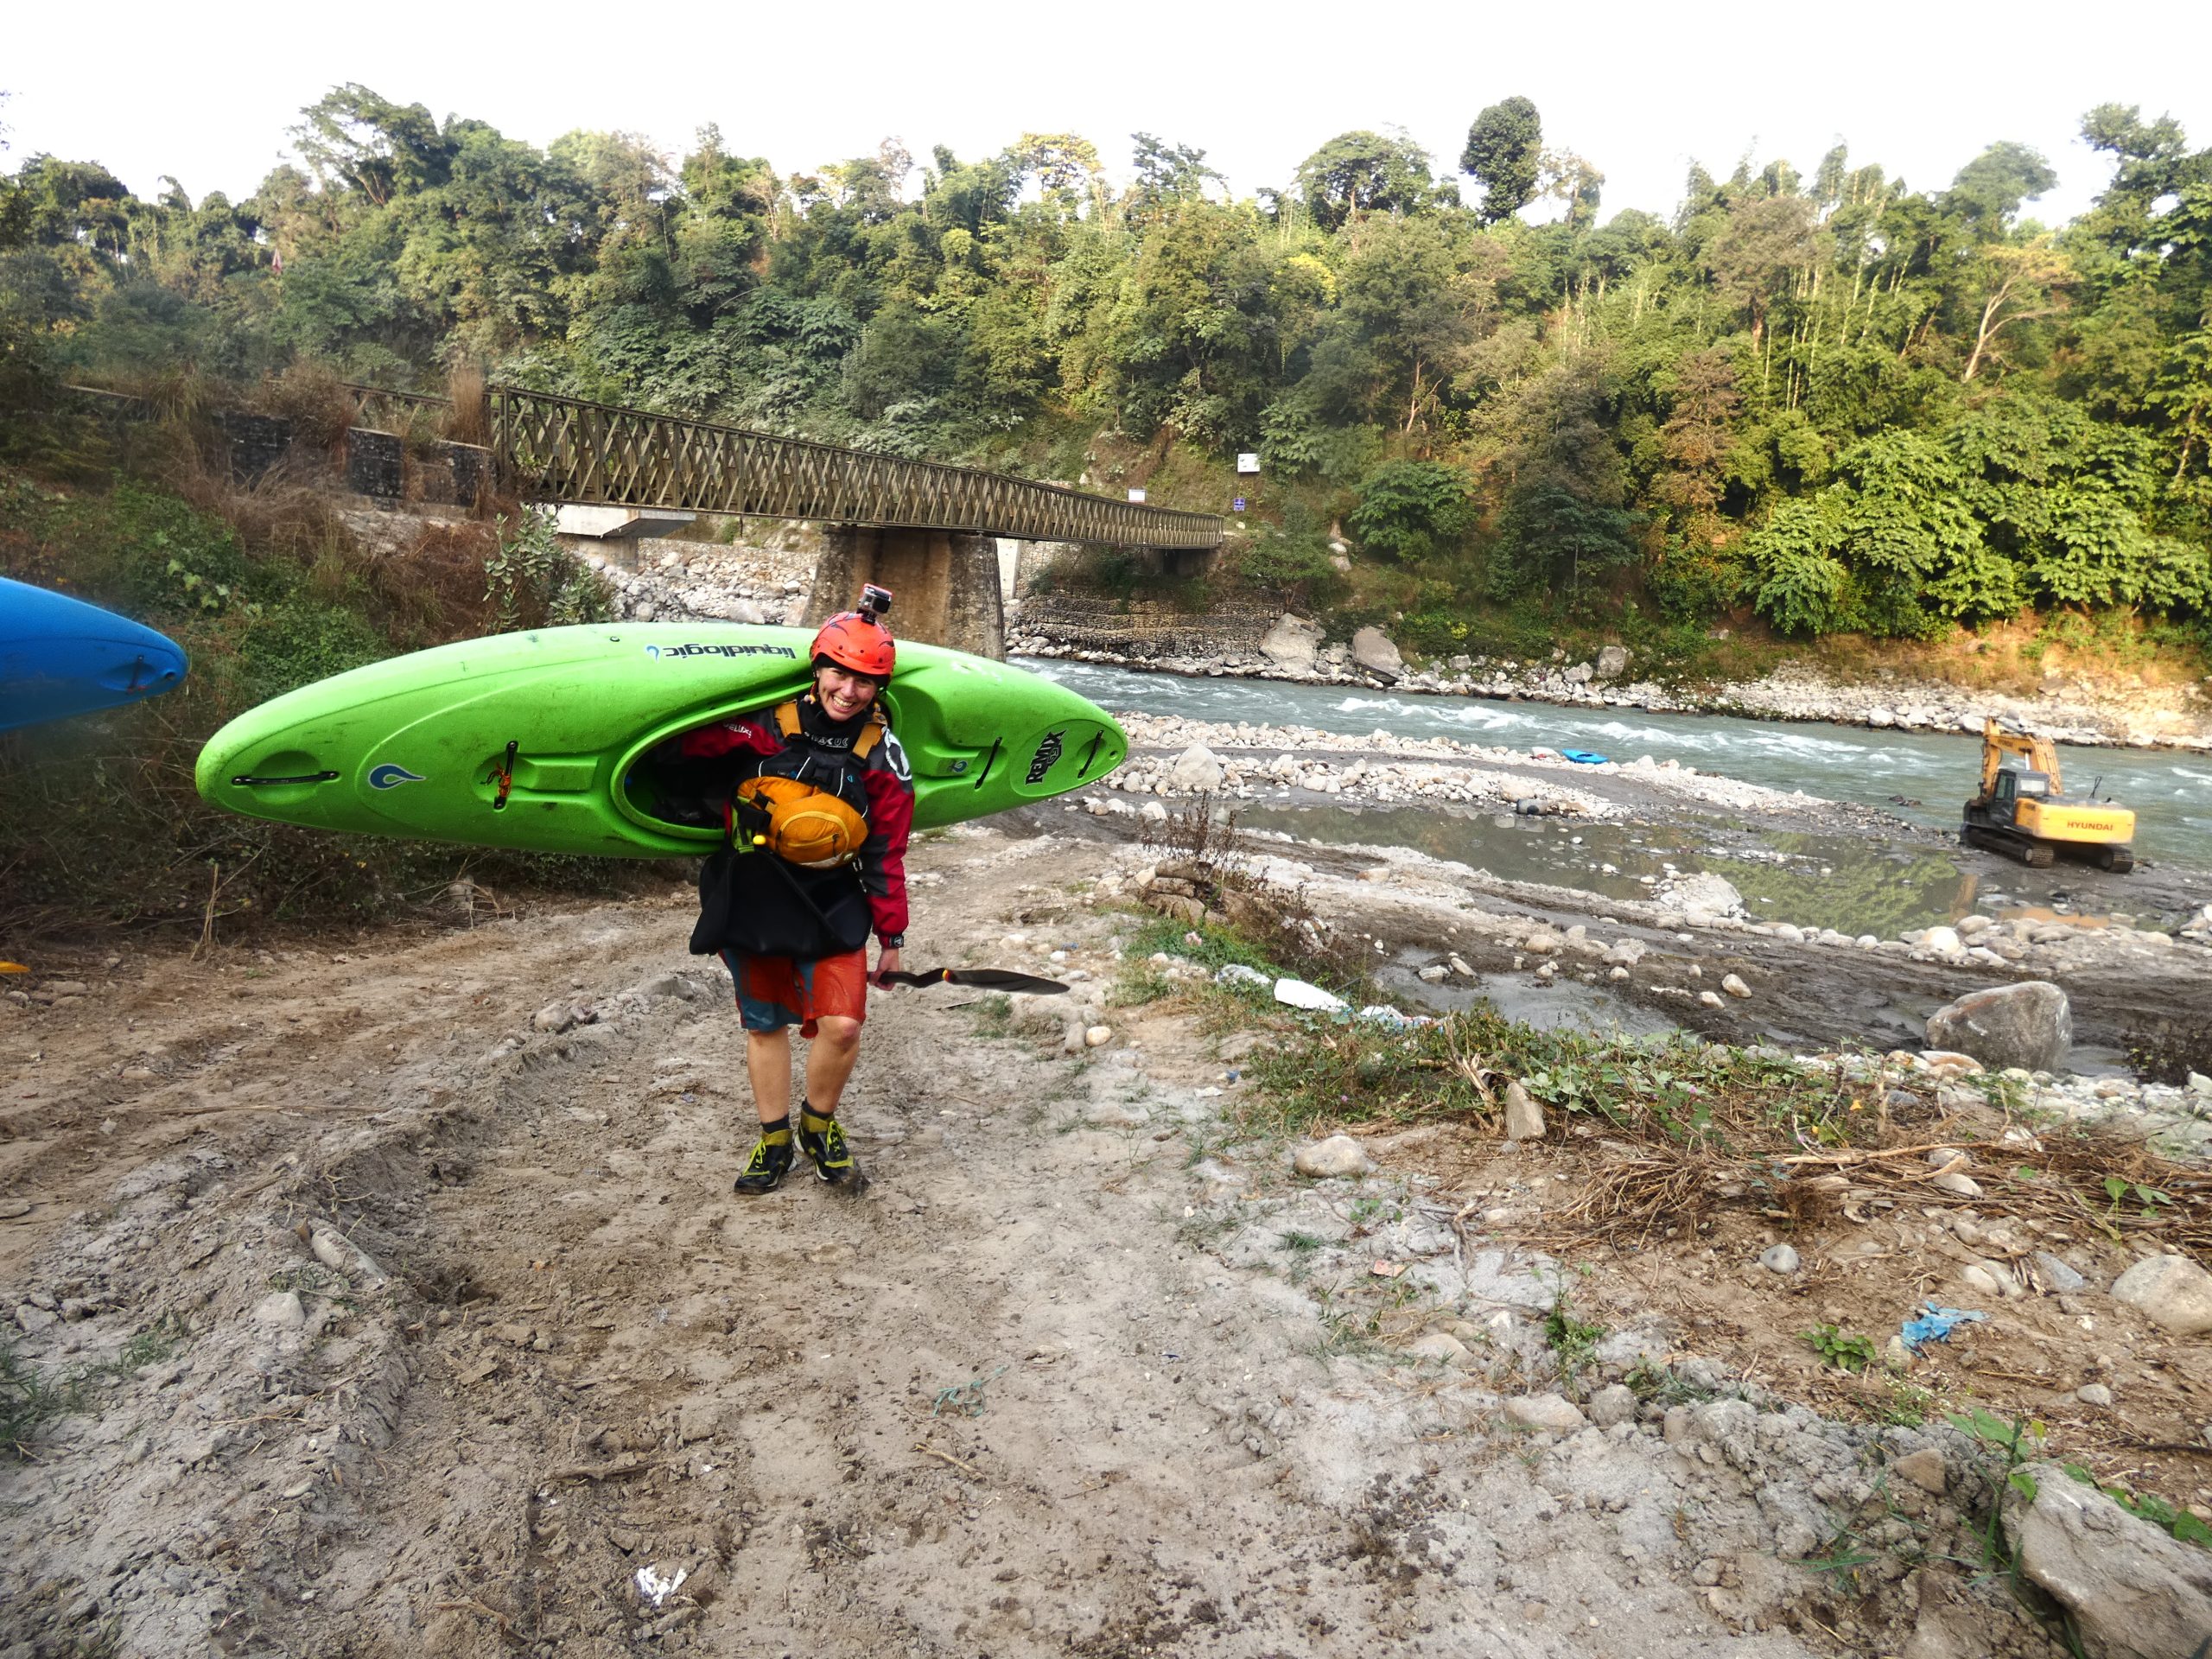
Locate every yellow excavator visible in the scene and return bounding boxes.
[1962,718,2135,873]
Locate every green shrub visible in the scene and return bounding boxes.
[1347,460,1475,563]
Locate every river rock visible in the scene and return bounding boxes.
[1502,1080,1546,1142]
[1260,613,1322,674]
[2035,1252,2088,1294]
[2110,1255,2212,1335]
[1586,1383,1639,1427]
[1721,973,1751,999]
[1349,627,1404,682]
[1593,645,1630,682]
[1294,1135,1374,1179]
[2002,1461,2212,1659]
[1166,744,1224,793]
[1925,982,2072,1074]
[1760,1243,1800,1274]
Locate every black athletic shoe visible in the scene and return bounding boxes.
[798,1109,859,1186]
[734,1130,794,1195]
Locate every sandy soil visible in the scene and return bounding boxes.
[0,820,2192,1659]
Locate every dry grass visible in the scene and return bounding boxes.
[252,362,359,455]
[443,363,489,448]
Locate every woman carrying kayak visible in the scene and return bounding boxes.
[668,591,914,1193]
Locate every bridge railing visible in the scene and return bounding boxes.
[487,385,1224,550]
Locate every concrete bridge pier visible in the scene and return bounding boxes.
[802,525,1005,660]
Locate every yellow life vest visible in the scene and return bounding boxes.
[730,700,885,867]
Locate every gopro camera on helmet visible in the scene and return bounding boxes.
[858,584,893,620]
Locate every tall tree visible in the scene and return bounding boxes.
[1293,130,1437,231]
[1460,97,1542,224]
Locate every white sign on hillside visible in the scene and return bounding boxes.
[1236,453,1261,474]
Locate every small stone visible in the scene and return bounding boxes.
[14,1304,59,1334]
[1959,1264,2004,1297]
[252,1291,306,1330]
[1933,1171,1984,1198]
[531,1001,577,1034]
[1586,1384,1638,1427]
[1721,973,1751,999]
[2075,1383,2113,1408]
[1773,1519,1819,1560]
[1892,1447,1947,1493]
[1974,1259,2024,1299]
[1294,1135,1374,1179]
[1698,990,1725,1009]
[1759,1243,1800,1274]
[1504,1394,1587,1432]
[2033,1252,2088,1294]
[1405,1332,1471,1367]
[2111,1255,2212,1336]
[1083,1025,1114,1048]
[677,1399,725,1444]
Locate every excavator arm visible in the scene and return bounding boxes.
[1978,719,2061,798]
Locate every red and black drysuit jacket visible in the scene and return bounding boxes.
[659,695,914,962]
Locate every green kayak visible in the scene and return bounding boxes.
[194,624,1125,855]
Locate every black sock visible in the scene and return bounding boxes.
[758,1115,791,1139]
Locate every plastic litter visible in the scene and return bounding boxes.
[1215,963,1271,988]
[1273,977,1347,1013]
[1355,1004,1433,1028]
[636,1564,689,1607]
[931,1363,1008,1418]
[1900,1302,1986,1350]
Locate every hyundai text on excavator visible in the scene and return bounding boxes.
[1961,718,2135,873]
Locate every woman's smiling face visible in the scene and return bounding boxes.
[814,662,880,721]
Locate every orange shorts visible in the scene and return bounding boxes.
[720,947,869,1037]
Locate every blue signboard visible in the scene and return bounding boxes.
[1232,496,1247,512]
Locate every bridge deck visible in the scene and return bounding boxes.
[489,386,1223,550]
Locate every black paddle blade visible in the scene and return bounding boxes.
[875,968,1069,995]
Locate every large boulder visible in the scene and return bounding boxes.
[1659,870,1745,921]
[1593,644,1630,681]
[1165,743,1224,794]
[2002,1462,2212,1659]
[1349,626,1404,682]
[1259,613,1322,674]
[1924,981,2071,1073]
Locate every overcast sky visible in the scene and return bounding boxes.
[6,1,2209,228]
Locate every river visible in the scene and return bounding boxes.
[1019,658,2212,874]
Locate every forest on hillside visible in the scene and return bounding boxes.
[3,86,2210,657]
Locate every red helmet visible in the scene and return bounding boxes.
[811,610,896,681]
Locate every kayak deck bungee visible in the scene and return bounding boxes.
[2,575,189,733]
[194,624,1126,855]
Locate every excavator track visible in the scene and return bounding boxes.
[1961,818,2056,868]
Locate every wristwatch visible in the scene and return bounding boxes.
[879,932,906,950]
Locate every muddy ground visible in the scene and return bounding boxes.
[3,813,2208,1659]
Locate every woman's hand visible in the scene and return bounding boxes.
[874,944,903,985]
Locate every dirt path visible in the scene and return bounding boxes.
[0,825,2120,1658]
